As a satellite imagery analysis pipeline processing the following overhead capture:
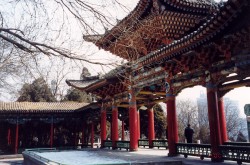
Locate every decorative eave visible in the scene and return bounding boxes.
[95,0,152,48]
[91,0,218,60]
[66,64,128,96]
[136,0,250,69]
[66,79,108,92]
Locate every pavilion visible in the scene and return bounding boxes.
[0,102,99,154]
[66,0,250,163]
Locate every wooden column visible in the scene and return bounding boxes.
[218,97,228,143]
[7,128,11,145]
[148,108,155,148]
[166,93,178,156]
[206,83,222,162]
[101,107,107,148]
[91,122,94,148]
[129,89,138,151]
[112,105,118,149]
[74,125,77,147]
[50,118,54,148]
[137,110,140,140]
[82,123,85,145]
[15,121,19,154]
[122,120,125,141]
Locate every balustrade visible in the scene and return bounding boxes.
[176,143,211,160]
[152,140,168,149]
[116,141,130,151]
[138,139,149,148]
[103,140,112,149]
[220,142,250,164]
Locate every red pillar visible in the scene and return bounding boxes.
[148,108,155,148]
[122,120,125,141]
[7,128,11,145]
[15,123,19,154]
[218,97,228,143]
[82,123,85,145]
[74,127,78,147]
[50,122,54,148]
[206,83,222,162]
[112,105,118,149]
[166,94,178,156]
[101,108,107,147]
[137,110,140,139]
[91,122,94,148]
[129,91,138,151]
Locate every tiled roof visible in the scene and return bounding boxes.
[0,102,89,113]
[66,79,100,89]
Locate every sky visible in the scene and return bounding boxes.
[178,86,250,118]
[0,0,241,103]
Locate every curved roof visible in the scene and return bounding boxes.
[90,0,218,60]
[0,102,89,113]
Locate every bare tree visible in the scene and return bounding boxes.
[176,99,199,143]
[224,98,247,141]
[0,0,136,100]
[197,105,210,143]
[0,0,133,63]
[196,96,246,143]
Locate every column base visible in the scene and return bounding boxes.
[211,153,223,162]
[168,153,179,157]
[211,158,224,162]
[129,148,138,152]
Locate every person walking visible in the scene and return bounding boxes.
[184,124,194,143]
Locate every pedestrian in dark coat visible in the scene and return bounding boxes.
[184,124,194,143]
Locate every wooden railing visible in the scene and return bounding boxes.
[223,142,250,147]
[116,141,130,151]
[152,140,168,149]
[220,142,250,164]
[138,139,149,148]
[103,140,112,149]
[176,143,211,160]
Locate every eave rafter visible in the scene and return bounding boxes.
[94,81,127,98]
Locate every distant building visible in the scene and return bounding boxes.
[196,92,248,141]
[197,91,208,126]
[196,91,240,122]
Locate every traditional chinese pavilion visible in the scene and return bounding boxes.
[0,102,99,154]
[66,0,250,163]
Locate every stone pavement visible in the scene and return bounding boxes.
[1,148,250,165]
[0,154,23,165]
[92,148,249,165]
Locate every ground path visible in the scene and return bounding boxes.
[0,148,249,165]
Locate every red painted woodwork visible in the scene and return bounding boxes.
[166,94,178,156]
[50,123,53,148]
[137,110,140,139]
[112,106,118,149]
[148,108,155,148]
[101,109,107,147]
[207,84,222,162]
[91,123,94,148]
[74,128,77,147]
[7,128,11,145]
[129,97,138,151]
[218,98,228,143]
[122,120,125,141]
[82,123,85,145]
[15,123,19,154]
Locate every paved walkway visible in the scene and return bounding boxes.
[1,148,250,165]
[0,154,23,165]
